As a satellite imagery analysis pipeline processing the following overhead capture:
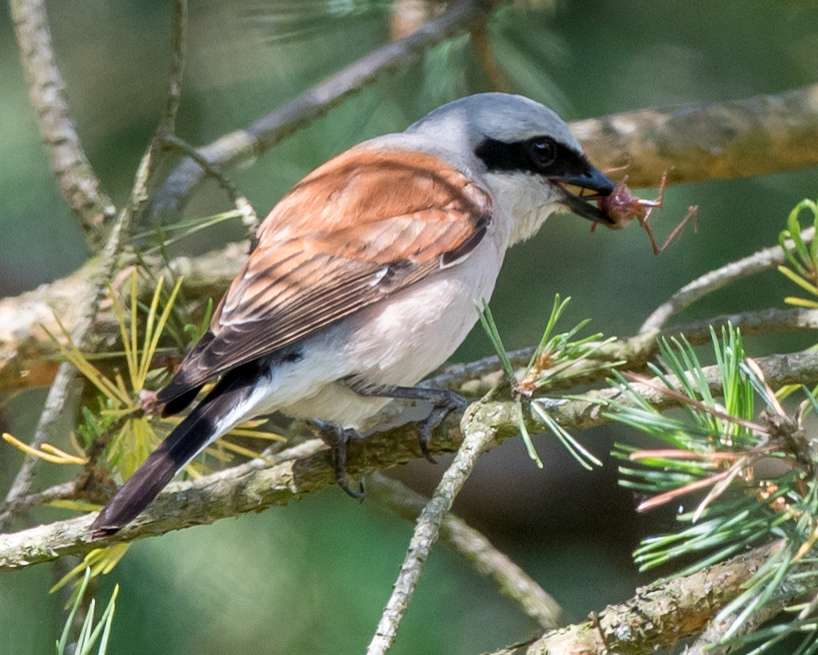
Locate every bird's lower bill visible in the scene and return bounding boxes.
[553,182,617,226]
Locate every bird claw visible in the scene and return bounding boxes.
[337,475,366,500]
[416,390,468,462]
[315,421,366,500]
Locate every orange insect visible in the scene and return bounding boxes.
[594,171,699,255]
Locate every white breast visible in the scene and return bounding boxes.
[272,215,510,428]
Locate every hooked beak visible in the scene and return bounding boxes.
[550,166,617,226]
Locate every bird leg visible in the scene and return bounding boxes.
[343,378,468,462]
[313,420,366,499]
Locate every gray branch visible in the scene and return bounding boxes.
[10,0,116,248]
[640,227,815,335]
[2,350,818,572]
[366,405,503,655]
[368,474,564,630]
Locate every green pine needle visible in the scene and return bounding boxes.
[603,322,818,646]
[516,398,543,469]
[56,569,119,655]
[778,197,818,307]
[475,295,609,469]
[475,300,515,379]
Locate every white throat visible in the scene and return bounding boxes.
[484,171,563,246]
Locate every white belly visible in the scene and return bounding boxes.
[275,228,508,427]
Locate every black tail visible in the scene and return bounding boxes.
[90,363,262,538]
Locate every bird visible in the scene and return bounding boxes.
[90,92,618,537]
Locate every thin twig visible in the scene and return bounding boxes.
[639,227,815,335]
[9,0,116,248]
[162,134,260,244]
[149,0,496,219]
[0,0,190,533]
[430,305,818,399]
[0,481,77,516]
[160,0,187,138]
[366,403,501,655]
[367,474,563,630]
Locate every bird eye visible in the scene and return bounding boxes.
[527,137,556,169]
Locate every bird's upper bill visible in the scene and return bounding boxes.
[551,166,619,226]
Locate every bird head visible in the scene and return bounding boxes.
[407,93,617,245]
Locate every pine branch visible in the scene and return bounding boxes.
[2,350,818,571]
[485,545,803,655]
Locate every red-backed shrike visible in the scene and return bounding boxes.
[91,93,618,536]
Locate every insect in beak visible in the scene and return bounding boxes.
[550,166,618,225]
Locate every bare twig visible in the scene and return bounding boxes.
[639,227,815,335]
[0,0,190,532]
[1,350,818,571]
[10,0,116,248]
[366,403,502,655]
[367,474,563,630]
[0,481,77,516]
[160,0,187,138]
[162,134,260,244]
[149,0,499,219]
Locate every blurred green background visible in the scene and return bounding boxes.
[1,1,818,653]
